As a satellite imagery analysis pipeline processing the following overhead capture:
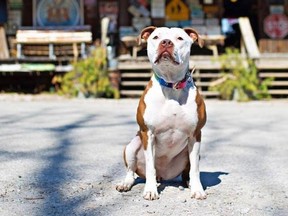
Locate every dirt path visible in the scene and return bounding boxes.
[0,97,287,215]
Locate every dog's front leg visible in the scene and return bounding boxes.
[143,130,159,200]
[188,138,207,199]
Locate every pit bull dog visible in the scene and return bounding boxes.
[116,26,207,200]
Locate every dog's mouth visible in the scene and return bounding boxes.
[154,51,179,65]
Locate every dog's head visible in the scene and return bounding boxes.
[137,26,203,82]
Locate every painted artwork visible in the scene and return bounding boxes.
[33,0,83,26]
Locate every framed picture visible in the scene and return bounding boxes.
[33,0,84,26]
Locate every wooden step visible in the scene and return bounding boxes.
[121,80,213,87]
[200,91,220,96]
[120,89,219,97]
[118,62,151,70]
[195,81,212,87]
[121,72,151,78]
[120,90,143,96]
[269,81,288,86]
[121,81,148,86]
[121,72,220,79]
[259,72,288,78]
[193,73,221,78]
[267,89,288,95]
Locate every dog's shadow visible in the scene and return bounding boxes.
[134,171,228,193]
[200,171,229,190]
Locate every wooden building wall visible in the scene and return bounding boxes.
[14,0,288,42]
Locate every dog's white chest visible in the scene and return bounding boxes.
[147,99,197,132]
[143,83,198,148]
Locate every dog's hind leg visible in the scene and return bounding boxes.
[182,162,190,187]
[116,135,142,192]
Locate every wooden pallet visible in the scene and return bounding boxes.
[119,56,221,98]
[119,54,288,98]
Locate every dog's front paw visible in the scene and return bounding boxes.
[143,185,159,200]
[143,190,159,200]
[190,183,207,199]
[116,182,133,192]
[190,189,207,200]
[116,177,135,192]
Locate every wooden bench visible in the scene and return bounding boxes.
[16,26,92,60]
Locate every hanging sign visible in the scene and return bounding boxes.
[264,14,288,39]
[165,0,189,21]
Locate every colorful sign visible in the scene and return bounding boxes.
[166,0,189,21]
[33,0,83,26]
[264,14,288,39]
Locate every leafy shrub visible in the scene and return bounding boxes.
[209,48,272,101]
[53,46,119,99]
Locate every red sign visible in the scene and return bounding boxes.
[264,14,288,39]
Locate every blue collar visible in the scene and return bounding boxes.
[154,72,192,89]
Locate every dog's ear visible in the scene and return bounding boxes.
[137,26,157,45]
[183,28,204,48]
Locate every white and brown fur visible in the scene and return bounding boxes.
[116,26,207,200]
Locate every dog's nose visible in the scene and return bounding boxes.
[161,39,173,48]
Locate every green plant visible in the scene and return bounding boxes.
[210,48,272,101]
[53,46,119,99]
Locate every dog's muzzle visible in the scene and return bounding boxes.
[154,39,179,65]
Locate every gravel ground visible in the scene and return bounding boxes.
[0,95,287,216]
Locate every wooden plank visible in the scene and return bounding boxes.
[16,30,92,44]
[120,89,220,97]
[195,81,213,87]
[118,56,222,71]
[121,72,152,78]
[121,81,214,87]
[0,27,9,59]
[118,63,151,70]
[269,81,288,86]
[121,81,148,86]
[120,90,143,96]
[238,17,260,59]
[118,61,222,70]
[193,73,221,78]
[256,61,288,69]
[268,90,288,95]
[200,91,220,96]
[259,73,288,78]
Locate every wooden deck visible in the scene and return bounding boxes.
[256,54,288,96]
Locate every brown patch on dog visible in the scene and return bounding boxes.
[137,26,157,45]
[183,28,204,48]
[193,89,206,142]
[137,80,153,150]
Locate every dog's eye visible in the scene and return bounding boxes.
[153,36,159,40]
[177,37,183,41]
